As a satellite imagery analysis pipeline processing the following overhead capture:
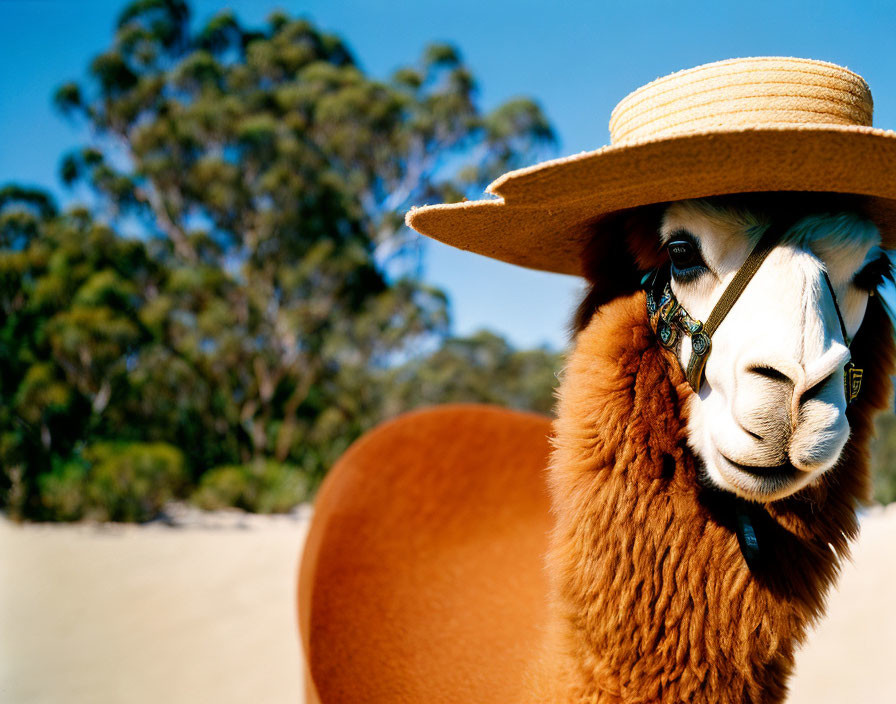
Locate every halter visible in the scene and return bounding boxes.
[645,222,863,404]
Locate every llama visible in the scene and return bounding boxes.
[299,57,896,703]
[533,195,894,703]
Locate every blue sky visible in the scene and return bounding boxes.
[3,0,896,348]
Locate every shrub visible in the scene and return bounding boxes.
[38,456,90,521]
[191,460,309,513]
[871,411,896,505]
[39,442,187,522]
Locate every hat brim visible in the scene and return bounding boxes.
[406,125,896,277]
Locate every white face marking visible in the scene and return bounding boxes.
[660,200,881,502]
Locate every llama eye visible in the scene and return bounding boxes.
[666,235,706,281]
[853,251,893,292]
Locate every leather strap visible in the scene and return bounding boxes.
[685,222,786,391]
[703,224,785,338]
[821,270,851,347]
[822,269,864,403]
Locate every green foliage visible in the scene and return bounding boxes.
[3,2,561,521]
[37,457,89,522]
[0,189,158,519]
[39,442,187,522]
[386,330,562,417]
[191,460,309,513]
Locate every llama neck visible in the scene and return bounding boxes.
[545,291,889,704]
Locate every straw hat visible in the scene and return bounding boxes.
[405,57,896,277]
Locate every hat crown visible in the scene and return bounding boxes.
[609,57,873,144]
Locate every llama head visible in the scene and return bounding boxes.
[656,196,888,502]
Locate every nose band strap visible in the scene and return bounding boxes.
[683,222,786,391]
[647,219,864,402]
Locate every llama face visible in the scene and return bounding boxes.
[661,199,883,502]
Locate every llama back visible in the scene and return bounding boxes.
[298,403,554,703]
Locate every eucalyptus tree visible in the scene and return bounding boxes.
[53,0,556,477]
[0,186,157,515]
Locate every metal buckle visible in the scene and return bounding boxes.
[649,279,712,392]
[845,362,863,404]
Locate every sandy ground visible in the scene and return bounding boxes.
[0,504,310,704]
[1,502,894,703]
[788,503,896,703]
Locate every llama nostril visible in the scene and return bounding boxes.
[799,372,838,405]
[747,365,792,384]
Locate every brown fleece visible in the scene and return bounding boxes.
[547,290,894,703]
[571,206,666,336]
[299,404,554,704]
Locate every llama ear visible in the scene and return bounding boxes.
[569,206,666,337]
[625,204,667,272]
[876,259,896,329]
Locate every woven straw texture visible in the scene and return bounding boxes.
[406,57,896,277]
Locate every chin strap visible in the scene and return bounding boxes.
[646,221,863,403]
